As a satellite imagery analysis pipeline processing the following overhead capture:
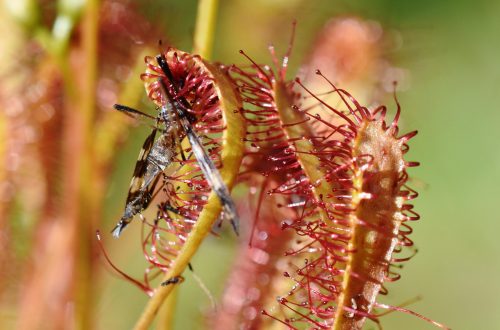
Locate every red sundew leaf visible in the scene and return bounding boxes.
[332,118,411,330]
[293,71,428,329]
[125,48,245,328]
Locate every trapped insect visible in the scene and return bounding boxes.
[111,104,183,238]
[112,51,240,238]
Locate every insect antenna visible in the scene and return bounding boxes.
[113,104,157,120]
[114,104,161,130]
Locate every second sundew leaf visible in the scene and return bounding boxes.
[224,50,351,328]
[274,81,335,227]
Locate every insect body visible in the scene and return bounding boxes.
[111,105,182,238]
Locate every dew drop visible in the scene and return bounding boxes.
[278,297,288,304]
[257,230,268,241]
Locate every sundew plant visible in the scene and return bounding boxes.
[0,0,450,329]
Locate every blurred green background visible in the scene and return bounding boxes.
[2,0,500,329]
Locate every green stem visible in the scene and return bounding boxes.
[156,287,179,330]
[74,0,99,329]
[133,202,219,330]
[192,0,219,59]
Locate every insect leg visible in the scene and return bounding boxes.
[161,276,184,286]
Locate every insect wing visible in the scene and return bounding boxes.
[111,128,159,238]
[125,128,158,206]
[181,116,240,235]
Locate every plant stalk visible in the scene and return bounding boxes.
[74,0,99,328]
[192,0,218,59]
